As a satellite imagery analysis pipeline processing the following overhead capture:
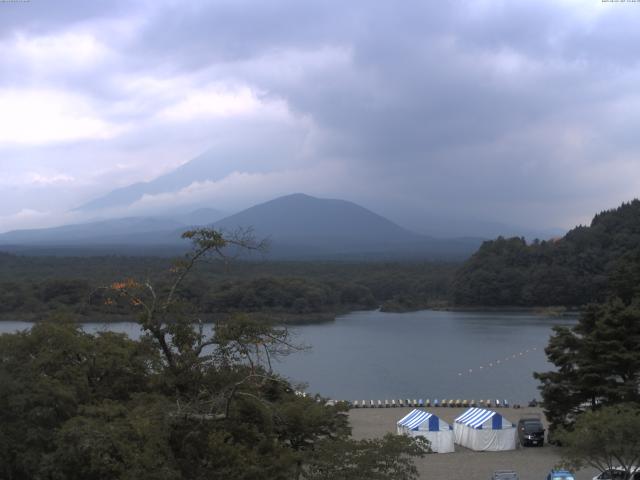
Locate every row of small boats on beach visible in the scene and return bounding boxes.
[351,398,511,409]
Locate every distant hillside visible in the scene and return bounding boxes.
[0,193,482,260]
[451,199,640,306]
[213,193,481,259]
[167,208,224,226]
[0,217,186,245]
[215,193,418,244]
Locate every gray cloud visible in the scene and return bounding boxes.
[1,0,640,234]
[0,0,133,35]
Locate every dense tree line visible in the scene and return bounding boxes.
[526,204,640,477]
[534,231,640,444]
[452,199,640,306]
[0,229,428,479]
[535,296,640,430]
[0,255,456,321]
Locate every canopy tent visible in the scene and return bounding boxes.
[454,407,516,451]
[397,409,455,453]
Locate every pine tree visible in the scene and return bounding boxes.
[535,297,640,432]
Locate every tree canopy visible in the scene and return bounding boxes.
[534,297,640,432]
[533,213,640,435]
[0,253,456,322]
[557,404,640,477]
[452,199,640,307]
[0,228,428,480]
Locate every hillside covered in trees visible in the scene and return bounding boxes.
[452,199,640,307]
[0,255,455,322]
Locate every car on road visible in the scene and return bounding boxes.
[546,469,575,480]
[491,470,519,480]
[517,416,545,447]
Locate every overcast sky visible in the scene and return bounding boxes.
[1,0,639,234]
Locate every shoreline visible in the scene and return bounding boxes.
[0,304,581,324]
[425,305,581,316]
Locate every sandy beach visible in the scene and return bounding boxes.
[348,406,599,480]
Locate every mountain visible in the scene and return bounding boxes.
[215,193,419,244]
[452,199,640,307]
[0,217,187,246]
[0,206,226,248]
[163,208,224,227]
[74,149,265,212]
[1,194,482,259]
[212,193,482,259]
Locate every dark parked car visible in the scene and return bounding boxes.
[491,470,519,480]
[517,417,545,447]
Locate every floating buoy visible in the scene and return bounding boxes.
[454,345,544,380]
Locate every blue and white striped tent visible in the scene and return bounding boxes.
[453,407,516,451]
[397,409,454,453]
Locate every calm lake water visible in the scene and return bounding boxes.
[0,310,576,403]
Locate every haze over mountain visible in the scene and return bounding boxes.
[74,150,243,213]
[69,147,564,240]
[162,208,225,227]
[0,194,482,259]
[0,217,186,246]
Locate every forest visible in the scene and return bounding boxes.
[451,200,640,307]
[0,253,456,323]
[2,199,640,324]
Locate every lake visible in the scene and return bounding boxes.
[0,309,576,404]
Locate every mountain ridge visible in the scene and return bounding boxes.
[0,193,483,260]
[452,198,640,306]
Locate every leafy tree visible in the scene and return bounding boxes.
[558,404,640,478]
[40,279,90,305]
[303,434,428,480]
[535,297,640,432]
[0,322,156,480]
[47,396,180,480]
[0,282,25,312]
[1,228,428,479]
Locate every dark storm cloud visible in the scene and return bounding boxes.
[0,0,132,36]
[130,0,376,70]
[2,0,640,232]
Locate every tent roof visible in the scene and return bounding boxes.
[397,409,443,430]
[455,407,505,429]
